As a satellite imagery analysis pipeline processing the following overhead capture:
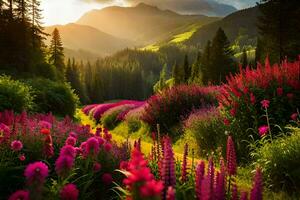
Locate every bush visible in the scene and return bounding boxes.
[27,78,79,117]
[184,107,227,157]
[142,85,218,137]
[254,127,300,193]
[0,75,34,112]
[218,58,300,161]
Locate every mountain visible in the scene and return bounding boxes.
[184,6,260,48]
[76,3,219,45]
[44,23,135,56]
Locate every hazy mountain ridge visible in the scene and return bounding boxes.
[44,23,135,57]
[76,3,218,45]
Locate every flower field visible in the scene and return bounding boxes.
[0,58,299,200]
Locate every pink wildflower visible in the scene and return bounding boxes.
[60,183,79,200]
[260,99,270,109]
[139,179,164,198]
[11,140,23,151]
[258,125,269,137]
[166,186,176,200]
[65,136,77,146]
[93,162,101,172]
[250,168,263,200]
[291,113,298,121]
[24,161,49,184]
[8,190,29,200]
[277,87,283,96]
[226,136,237,176]
[19,154,26,161]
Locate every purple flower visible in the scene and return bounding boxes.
[226,136,237,176]
[258,125,269,137]
[55,155,74,177]
[24,161,49,184]
[215,171,225,200]
[195,161,205,199]
[250,168,263,200]
[60,145,76,158]
[11,140,23,151]
[60,183,79,200]
[8,190,29,200]
[86,137,100,156]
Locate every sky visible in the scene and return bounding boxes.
[41,0,257,26]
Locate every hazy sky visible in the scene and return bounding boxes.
[41,0,257,26]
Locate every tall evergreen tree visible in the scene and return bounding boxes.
[255,37,263,64]
[49,28,65,79]
[258,0,300,62]
[240,48,248,69]
[201,40,211,84]
[172,62,184,85]
[207,28,235,85]
[190,51,202,84]
[183,54,190,82]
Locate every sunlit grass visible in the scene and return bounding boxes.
[141,44,160,52]
[169,26,198,44]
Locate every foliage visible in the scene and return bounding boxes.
[0,76,34,112]
[142,85,219,137]
[254,127,300,193]
[27,78,79,117]
[183,107,227,157]
[218,58,300,162]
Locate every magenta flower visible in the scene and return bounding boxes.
[69,131,77,138]
[24,161,49,184]
[166,186,175,200]
[104,142,112,152]
[277,87,283,96]
[38,120,52,129]
[102,173,113,185]
[250,168,263,200]
[60,145,76,158]
[86,137,100,156]
[195,161,205,199]
[93,162,101,172]
[65,136,76,146]
[8,190,29,200]
[258,125,269,137]
[181,143,188,183]
[226,136,237,176]
[260,99,270,109]
[11,140,23,151]
[240,191,249,200]
[250,93,256,104]
[139,179,164,198]
[231,184,238,200]
[19,154,26,161]
[291,113,298,121]
[55,155,74,177]
[223,118,230,126]
[215,171,225,200]
[60,183,79,200]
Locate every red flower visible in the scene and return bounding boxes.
[277,87,283,96]
[102,173,113,185]
[291,113,298,121]
[258,125,269,137]
[40,128,50,135]
[223,118,230,126]
[139,179,164,197]
[260,100,270,109]
[226,136,237,176]
[250,93,256,104]
[19,154,26,161]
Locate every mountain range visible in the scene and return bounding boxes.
[44,3,258,60]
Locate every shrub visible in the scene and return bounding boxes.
[101,104,135,130]
[254,127,300,193]
[218,58,300,161]
[27,78,79,117]
[142,85,218,137]
[183,107,227,157]
[0,75,34,112]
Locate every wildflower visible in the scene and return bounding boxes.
[260,99,270,109]
[258,125,269,137]
[11,140,23,151]
[223,118,230,126]
[287,93,294,100]
[181,143,188,183]
[97,137,105,146]
[19,154,26,161]
[250,93,256,104]
[200,175,213,200]
[65,136,76,146]
[226,136,237,176]
[38,120,52,129]
[291,113,298,121]
[0,123,10,142]
[86,137,100,156]
[104,142,112,152]
[55,155,74,177]
[43,135,54,158]
[60,145,76,158]
[40,128,50,135]
[231,184,238,200]
[24,161,49,184]
[69,132,77,138]
[277,87,283,96]
[60,184,79,200]
[102,173,113,185]
[215,171,225,200]
[240,192,248,200]
[139,179,164,198]
[8,190,29,200]
[230,108,236,116]
[195,161,205,199]
[250,168,263,200]
[93,162,101,172]
[166,186,175,200]
[161,137,176,191]
[120,161,128,170]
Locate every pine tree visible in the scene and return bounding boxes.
[190,51,202,84]
[240,48,248,69]
[201,40,211,85]
[208,28,235,85]
[172,62,184,85]
[183,54,190,82]
[153,64,167,93]
[49,28,65,79]
[258,0,300,62]
[255,38,263,64]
